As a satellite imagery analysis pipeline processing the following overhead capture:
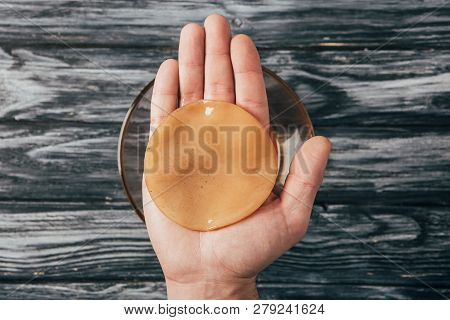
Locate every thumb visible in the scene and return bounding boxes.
[280,136,331,241]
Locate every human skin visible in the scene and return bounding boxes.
[142,13,332,299]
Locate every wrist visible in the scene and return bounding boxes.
[165,277,259,300]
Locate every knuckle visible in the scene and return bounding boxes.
[206,81,234,97]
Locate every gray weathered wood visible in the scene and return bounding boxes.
[2,282,449,299]
[0,282,167,300]
[1,47,450,126]
[1,0,450,49]
[1,123,449,205]
[1,202,448,297]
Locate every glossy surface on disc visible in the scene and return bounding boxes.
[144,100,278,231]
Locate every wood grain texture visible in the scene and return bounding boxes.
[1,202,448,298]
[2,282,449,300]
[0,0,450,49]
[1,47,449,125]
[1,123,449,205]
[0,282,167,300]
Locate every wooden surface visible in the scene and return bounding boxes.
[0,0,449,299]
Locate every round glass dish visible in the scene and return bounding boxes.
[118,66,314,222]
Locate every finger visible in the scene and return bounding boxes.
[178,23,205,106]
[280,136,332,242]
[203,13,234,102]
[150,59,179,132]
[230,34,268,125]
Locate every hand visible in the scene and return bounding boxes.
[142,14,331,299]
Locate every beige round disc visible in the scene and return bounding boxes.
[144,100,278,231]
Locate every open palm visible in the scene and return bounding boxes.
[143,14,331,299]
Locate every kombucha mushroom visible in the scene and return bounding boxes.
[144,100,278,231]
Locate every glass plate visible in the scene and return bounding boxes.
[118,66,314,222]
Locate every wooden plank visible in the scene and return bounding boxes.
[0,122,126,202]
[318,126,450,205]
[1,47,449,126]
[0,282,167,300]
[1,122,449,205]
[1,202,448,291]
[1,281,448,299]
[0,0,450,49]
[259,284,450,300]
